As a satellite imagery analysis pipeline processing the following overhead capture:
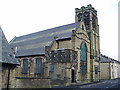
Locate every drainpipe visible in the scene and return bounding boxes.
[90,59,93,82]
[7,67,10,90]
[99,60,100,81]
[109,62,111,80]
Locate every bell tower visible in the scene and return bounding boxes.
[75,4,100,81]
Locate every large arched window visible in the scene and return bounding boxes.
[80,43,87,73]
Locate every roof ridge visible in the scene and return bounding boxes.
[9,36,16,44]
[15,22,80,38]
[9,22,80,57]
[101,54,119,63]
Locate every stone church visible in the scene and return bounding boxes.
[9,4,100,88]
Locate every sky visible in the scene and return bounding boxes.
[0,0,119,60]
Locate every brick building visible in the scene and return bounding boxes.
[9,4,101,88]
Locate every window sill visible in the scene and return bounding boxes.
[16,77,50,79]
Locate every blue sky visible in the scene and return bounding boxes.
[0,0,119,60]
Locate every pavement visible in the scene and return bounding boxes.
[52,78,120,90]
[79,79,120,89]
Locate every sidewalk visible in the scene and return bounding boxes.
[52,79,120,89]
[69,78,120,87]
[70,80,105,87]
[52,80,105,88]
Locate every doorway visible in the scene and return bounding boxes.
[71,69,76,82]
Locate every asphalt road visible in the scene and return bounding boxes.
[79,79,120,90]
[52,78,120,90]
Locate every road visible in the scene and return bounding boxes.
[52,78,120,90]
[79,79,120,90]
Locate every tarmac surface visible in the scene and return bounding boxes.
[52,78,120,90]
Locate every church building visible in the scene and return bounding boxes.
[9,4,101,88]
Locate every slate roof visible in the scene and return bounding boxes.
[10,22,80,57]
[100,54,120,63]
[100,55,113,63]
[0,27,19,65]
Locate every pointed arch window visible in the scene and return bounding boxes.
[80,43,87,73]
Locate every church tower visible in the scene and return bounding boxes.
[75,4,100,81]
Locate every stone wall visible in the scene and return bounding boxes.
[2,66,8,88]
[58,40,72,49]
[72,26,91,83]
[14,56,51,88]
[49,63,72,86]
[100,62,120,80]
[15,56,49,78]
[14,78,51,88]
[118,63,120,78]
[2,66,16,88]
[100,63,110,80]
[112,62,120,79]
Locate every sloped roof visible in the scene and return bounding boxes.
[10,22,80,57]
[100,55,113,63]
[0,27,19,65]
[100,54,119,63]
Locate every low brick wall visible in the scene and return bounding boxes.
[14,77,51,88]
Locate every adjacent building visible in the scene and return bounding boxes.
[0,27,19,89]
[100,54,120,80]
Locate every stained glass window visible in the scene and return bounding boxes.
[80,43,87,73]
